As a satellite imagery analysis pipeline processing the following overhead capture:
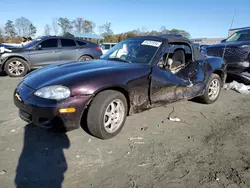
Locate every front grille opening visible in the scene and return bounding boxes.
[38,118,51,127]
[20,110,32,122]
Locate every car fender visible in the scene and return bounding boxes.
[1,53,31,71]
[204,56,227,84]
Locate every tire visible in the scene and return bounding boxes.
[200,73,222,104]
[87,90,128,139]
[79,55,93,61]
[4,58,29,77]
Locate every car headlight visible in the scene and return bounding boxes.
[34,85,70,100]
[201,48,207,55]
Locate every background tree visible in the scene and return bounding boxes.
[15,17,30,36]
[29,23,37,37]
[103,35,117,42]
[99,22,113,36]
[58,17,72,35]
[44,24,51,36]
[124,31,137,39]
[159,26,191,38]
[15,17,36,37]
[0,27,4,42]
[72,17,84,33]
[4,20,16,37]
[52,18,59,35]
[83,20,96,33]
[159,26,170,34]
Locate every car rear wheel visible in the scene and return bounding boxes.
[87,90,128,139]
[200,73,222,104]
[4,58,29,77]
[79,55,92,61]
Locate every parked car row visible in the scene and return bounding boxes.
[0,36,102,77]
[13,34,226,139]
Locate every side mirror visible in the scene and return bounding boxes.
[36,45,42,50]
[221,39,226,43]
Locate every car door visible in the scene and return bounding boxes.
[28,38,59,67]
[150,47,205,105]
[57,38,79,62]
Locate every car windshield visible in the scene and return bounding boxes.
[100,39,162,64]
[226,30,250,42]
[22,39,41,48]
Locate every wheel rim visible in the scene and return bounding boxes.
[208,79,220,100]
[8,61,25,76]
[103,99,125,133]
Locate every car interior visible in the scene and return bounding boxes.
[158,43,193,73]
[157,43,201,83]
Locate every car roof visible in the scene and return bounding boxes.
[129,34,206,61]
[39,36,89,41]
[129,34,191,44]
[37,36,95,44]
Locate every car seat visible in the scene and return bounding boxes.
[170,49,186,71]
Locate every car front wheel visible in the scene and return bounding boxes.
[87,90,128,139]
[4,58,29,77]
[200,73,222,104]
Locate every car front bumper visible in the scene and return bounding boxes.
[13,83,92,131]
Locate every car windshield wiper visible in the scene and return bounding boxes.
[107,57,131,63]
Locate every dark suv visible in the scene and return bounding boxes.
[0,36,103,77]
[203,29,250,83]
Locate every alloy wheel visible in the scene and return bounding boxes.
[208,79,220,100]
[103,99,125,133]
[8,61,25,76]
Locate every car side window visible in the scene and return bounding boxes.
[103,44,110,50]
[76,40,87,46]
[157,44,193,73]
[40,39,58,48]
[61,39,76,47]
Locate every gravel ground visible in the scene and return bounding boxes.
[0,76,250,188]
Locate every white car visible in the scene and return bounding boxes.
[100,43,117,54]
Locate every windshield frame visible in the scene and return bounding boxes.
[100,38,163,65]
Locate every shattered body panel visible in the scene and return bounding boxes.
[150,57,225,108]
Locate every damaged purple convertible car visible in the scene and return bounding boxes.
[14,34,226,139]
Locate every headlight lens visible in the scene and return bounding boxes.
[34,85,70,100]
[201,48,207,55]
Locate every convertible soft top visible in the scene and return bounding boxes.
[133,34,206,61]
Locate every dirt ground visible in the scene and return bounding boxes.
[0,76,250,188]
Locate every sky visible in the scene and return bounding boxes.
[0,0,250,38]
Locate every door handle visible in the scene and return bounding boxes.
[76,49,80,51]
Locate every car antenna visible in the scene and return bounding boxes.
[222,9,236,60]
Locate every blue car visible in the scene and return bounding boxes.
[203,29,250,83]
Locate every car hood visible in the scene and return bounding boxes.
[207,41,250,48]
[1,47,27,54]
[8,47,28,52]
[23,59,151,90]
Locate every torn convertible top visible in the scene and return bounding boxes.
[157,34,206,61]
[134,34,206,61]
